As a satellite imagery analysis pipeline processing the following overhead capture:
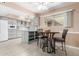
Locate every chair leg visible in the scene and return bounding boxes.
[50,39,53,52]
[40,39,43,48]
[39,39,41,48]
[37,38,39,46]
[54,40,56,54]
[47,40,52,53]
[42,43,45,52]
[42,39,47,52]
[62,42,63,51]
[46,39,49,53]
[64,42,67,56]
[42,47,45,52]
[37,38,42,48]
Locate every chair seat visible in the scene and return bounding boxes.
[42,36,48,38]
[53,37,65,42]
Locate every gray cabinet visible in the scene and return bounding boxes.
[16,30,22,38]
[0,20,8,41]
[8,20,17,39]
[8,29,17,39]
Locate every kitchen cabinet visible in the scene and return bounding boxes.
[0,20,8,41]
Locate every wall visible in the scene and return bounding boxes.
[40,3,79,47]
[0,2,34,16]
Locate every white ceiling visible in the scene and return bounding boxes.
[15,2,76,14]
[15,2,64,13]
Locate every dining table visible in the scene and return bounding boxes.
[39,31,59,53]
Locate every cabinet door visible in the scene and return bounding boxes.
[0,20,8,41]
[16,30,22,37]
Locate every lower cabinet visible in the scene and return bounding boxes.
[28,31,37,41]
[8,29,17,39]
[22,31,37,44]
[8,29,22,39]
[16,30,22,38]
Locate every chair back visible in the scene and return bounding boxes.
[44,30,51,38]
[37,29,43,36]
[62,29,68,40]
[45,30,50,32]
[37,29,43,32]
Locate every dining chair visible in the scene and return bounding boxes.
[53,29,68,55]
[42,30,51,52]
[36,29,43,47]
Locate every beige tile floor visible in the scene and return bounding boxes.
[0,38,79,56]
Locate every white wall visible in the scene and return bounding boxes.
[28,16,39,31]
[0,20,8,41]
[0,4,26,16]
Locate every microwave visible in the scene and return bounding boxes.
[8,25,16,29]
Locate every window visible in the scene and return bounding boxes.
[45,9,73,28]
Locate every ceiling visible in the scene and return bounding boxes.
[15,2,76,14]
[15,2,64,13]
[0,2,77,15]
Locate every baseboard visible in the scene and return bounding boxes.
[66,45,79,50]
[0,40,8,43]
[8,37,21,40]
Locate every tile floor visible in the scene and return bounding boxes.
[0,38,79,56]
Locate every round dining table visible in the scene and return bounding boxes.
[38,31,59,53]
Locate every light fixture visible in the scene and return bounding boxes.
[37,2,49,11]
